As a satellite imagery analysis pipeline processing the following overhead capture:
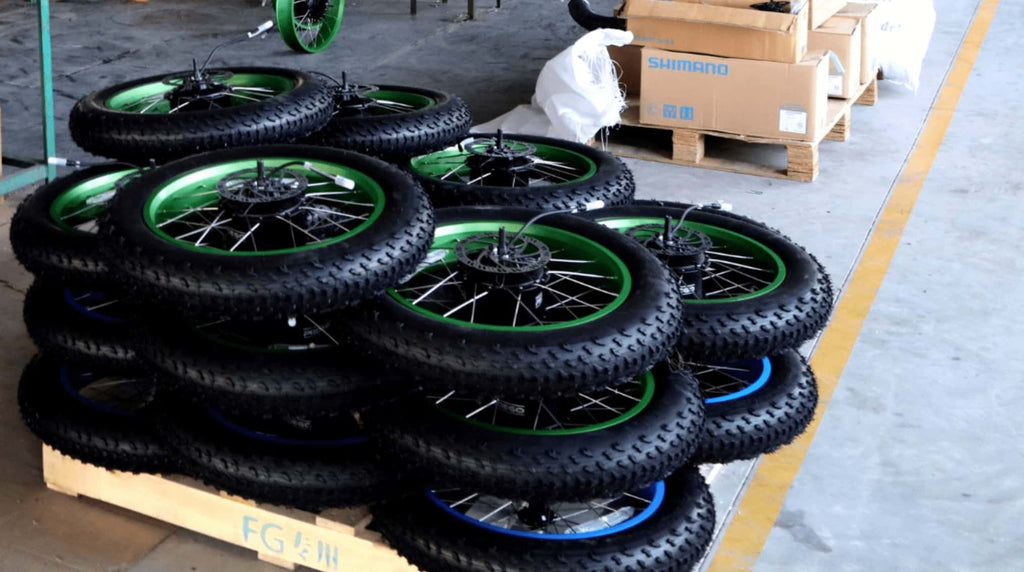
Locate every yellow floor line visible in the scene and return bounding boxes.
[706,1,1000,569]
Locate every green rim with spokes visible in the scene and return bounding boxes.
[142,157,385,256]
[432,371,655,435]
[104,73,296,114]
[277,0,345,53]
[49,169,137,234]
[409,142,598,187]
[389,220,632,331]
[598,217,786,303]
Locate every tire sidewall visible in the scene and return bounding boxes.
[100,145,433,315]
[375,369,704,496]
[11,165,132,283]
[411,133,634,207]
[75,67,322,125]
[353,206,682,394]
[585,201,824,318]
[375,468,713,569]
[702,350,805,418]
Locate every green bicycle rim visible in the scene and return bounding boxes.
[389,220,632,331]
[142,157,385,256]
[49,169,137,234]
[436,371,656,436]
[276,0,345,53]
[598,217,786,303]
[104,73,296,114]
[408,142,598,186]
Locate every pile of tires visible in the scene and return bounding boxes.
[11,70,831,571]
[69,67,473,164]
[12,143,438,510]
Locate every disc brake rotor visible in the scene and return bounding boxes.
[455,230,551,290]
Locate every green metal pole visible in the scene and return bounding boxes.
[38,0,56,181]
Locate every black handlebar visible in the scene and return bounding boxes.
[568,0,627,31]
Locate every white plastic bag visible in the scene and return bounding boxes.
[873,0,936,92]
[474,29,633,142]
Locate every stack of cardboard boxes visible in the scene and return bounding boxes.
[611,0,880,145]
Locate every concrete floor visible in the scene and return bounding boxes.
[1,0,1019,570]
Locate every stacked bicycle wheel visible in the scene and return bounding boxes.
[12,69,831,570]
[12,142,439,510]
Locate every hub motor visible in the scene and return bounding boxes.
[456,228,551,291]
[163,67,236,113]
[626,216,713,297]
[332,73,382,115]
[462,132,539,187]
[217,160,308,218]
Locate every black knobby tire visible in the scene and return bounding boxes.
[69,67,334,163]
[696,349,819,464]
[345,206,683,398]
[10,165,130,285]
[373,467,715,572]
[585,200,834,361]
[138,318,414,418]
[372,368,704,500]
[17,355,169,473]
[159,405,395,511]
[568,0,626,31]
[411,133,635,211]
[304,85,473,160]
[23,280,140,368]
[98,145,435,320]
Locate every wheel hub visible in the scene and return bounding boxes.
[627,217,712,269]
[332,74,381,115]
[462,132,538,186]
[217,160,308,217]
[627,217,712,297]
[164,69,234,112]
[302,0,330,21]
[516,501,557,529]
[456,228,551,290]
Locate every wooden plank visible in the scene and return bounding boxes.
[856,77,879,106]
[41,446,418,572]
[601,77,880,182]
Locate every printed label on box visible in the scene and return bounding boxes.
[828,75,844,96]
[779,107,808,134]
[645,102,695,123]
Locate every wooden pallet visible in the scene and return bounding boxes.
[599,78,878,182]
[41,446,417,572]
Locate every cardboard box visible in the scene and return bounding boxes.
[809,0,847,28]
[808,15,862,98]
[622,0,809,63]
[668,0,806,8]
[609,45,643,96]
[638,47,830,141]
[837,2,881,84]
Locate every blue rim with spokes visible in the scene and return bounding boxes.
[426,481,665,540]
[703,356,772,405]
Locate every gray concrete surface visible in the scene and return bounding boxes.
[755,1,1024,569]
[0,0,1017,569]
